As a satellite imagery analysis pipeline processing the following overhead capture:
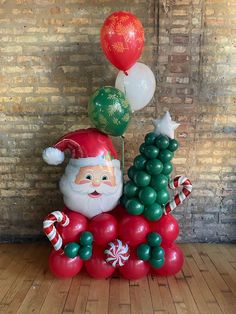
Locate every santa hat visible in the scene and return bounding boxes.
[42,128,120,168]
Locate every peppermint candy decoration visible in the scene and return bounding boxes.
[104,239,130,267]
[43,211,69,252]
[165,176,192,214]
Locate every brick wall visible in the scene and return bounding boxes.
[0,0,235,242]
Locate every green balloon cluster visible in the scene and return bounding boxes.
[123,132,179,221]
[136,232,165,268]
[64,231,94,261]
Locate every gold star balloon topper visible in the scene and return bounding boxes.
[152,111,180,139]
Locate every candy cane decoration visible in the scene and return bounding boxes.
[165,176,192,214]
[43,211,69,252]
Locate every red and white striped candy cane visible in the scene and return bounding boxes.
[165,176,192,214]
[43,211,69,252]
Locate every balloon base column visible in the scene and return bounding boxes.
[150,214,184,276]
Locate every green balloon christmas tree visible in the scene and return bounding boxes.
[122,112,180,221]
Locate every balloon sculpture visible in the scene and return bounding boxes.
[42,12,192,280]
[43,112,192,279]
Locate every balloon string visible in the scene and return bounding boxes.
[121,135,125,182]
[123,75,127,97]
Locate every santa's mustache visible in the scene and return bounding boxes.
[70,181,119,195]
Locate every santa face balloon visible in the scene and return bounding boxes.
[60,160,122,218]
[43,128,123,219]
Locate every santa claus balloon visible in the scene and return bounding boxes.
[43,128,123,218]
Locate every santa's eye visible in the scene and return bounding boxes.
[101,175,108,181]
[85,174,92,180]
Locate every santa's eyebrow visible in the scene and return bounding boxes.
[101,170,115,176]
[83,169,96,173]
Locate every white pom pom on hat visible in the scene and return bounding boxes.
[42,147,65,165]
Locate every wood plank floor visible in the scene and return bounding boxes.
[0,243,235,314]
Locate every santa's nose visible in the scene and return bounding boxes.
[92,180,100,187]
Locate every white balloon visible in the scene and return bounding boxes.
[115,62,156,111]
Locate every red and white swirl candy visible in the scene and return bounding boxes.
[105,239,130,267]
[43,211,69,252]
[165,176,192,214]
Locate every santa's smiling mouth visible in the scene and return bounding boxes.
[89,191,101,198]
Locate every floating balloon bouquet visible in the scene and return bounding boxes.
[43,11,192,280]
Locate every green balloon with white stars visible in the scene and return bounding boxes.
[88,86,132,136]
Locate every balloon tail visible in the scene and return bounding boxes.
[124,71,128,76]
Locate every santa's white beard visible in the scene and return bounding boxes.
[59,173,123,219]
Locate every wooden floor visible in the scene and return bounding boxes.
[0,244,235,314]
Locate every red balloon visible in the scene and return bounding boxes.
[49,250,83,279]
[119,249,150,280]
[150,213,179,246]
[152,244,184,276]
[89,213,118,246]
[118,214,150,246]
[57,211,88,245]
[85,245,115,279]
[101,11,144,72]
[111,204,127,221]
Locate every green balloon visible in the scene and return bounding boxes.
[80,231,93,246]
[134,155,147,170]
[126,198,144,215]
[144,145,159,159]
[149,258,165,268]
[155,135,170,149]
[150,174,168,191]
[162,162,173,175]
[88,86,131,136]
[128,166,137,180]
[64,242,80,258]
[156,190,170,205]
[139,143,146,154]
[143,203,163,221]
[145,132,157,145]
[137,244,151,261]
[168,139,179,152]
[151,247,165,259]
[147,232,162,246]
[124,181,139,198]
[139,186,157,205]
[133,171,151,187]
[158,149,174,163]
[79,245,92,261]
[146,159,163,175]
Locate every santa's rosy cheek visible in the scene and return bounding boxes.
[102,181,114,187]
[77,179,90,185]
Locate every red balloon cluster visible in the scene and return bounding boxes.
[48,207,183,279]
